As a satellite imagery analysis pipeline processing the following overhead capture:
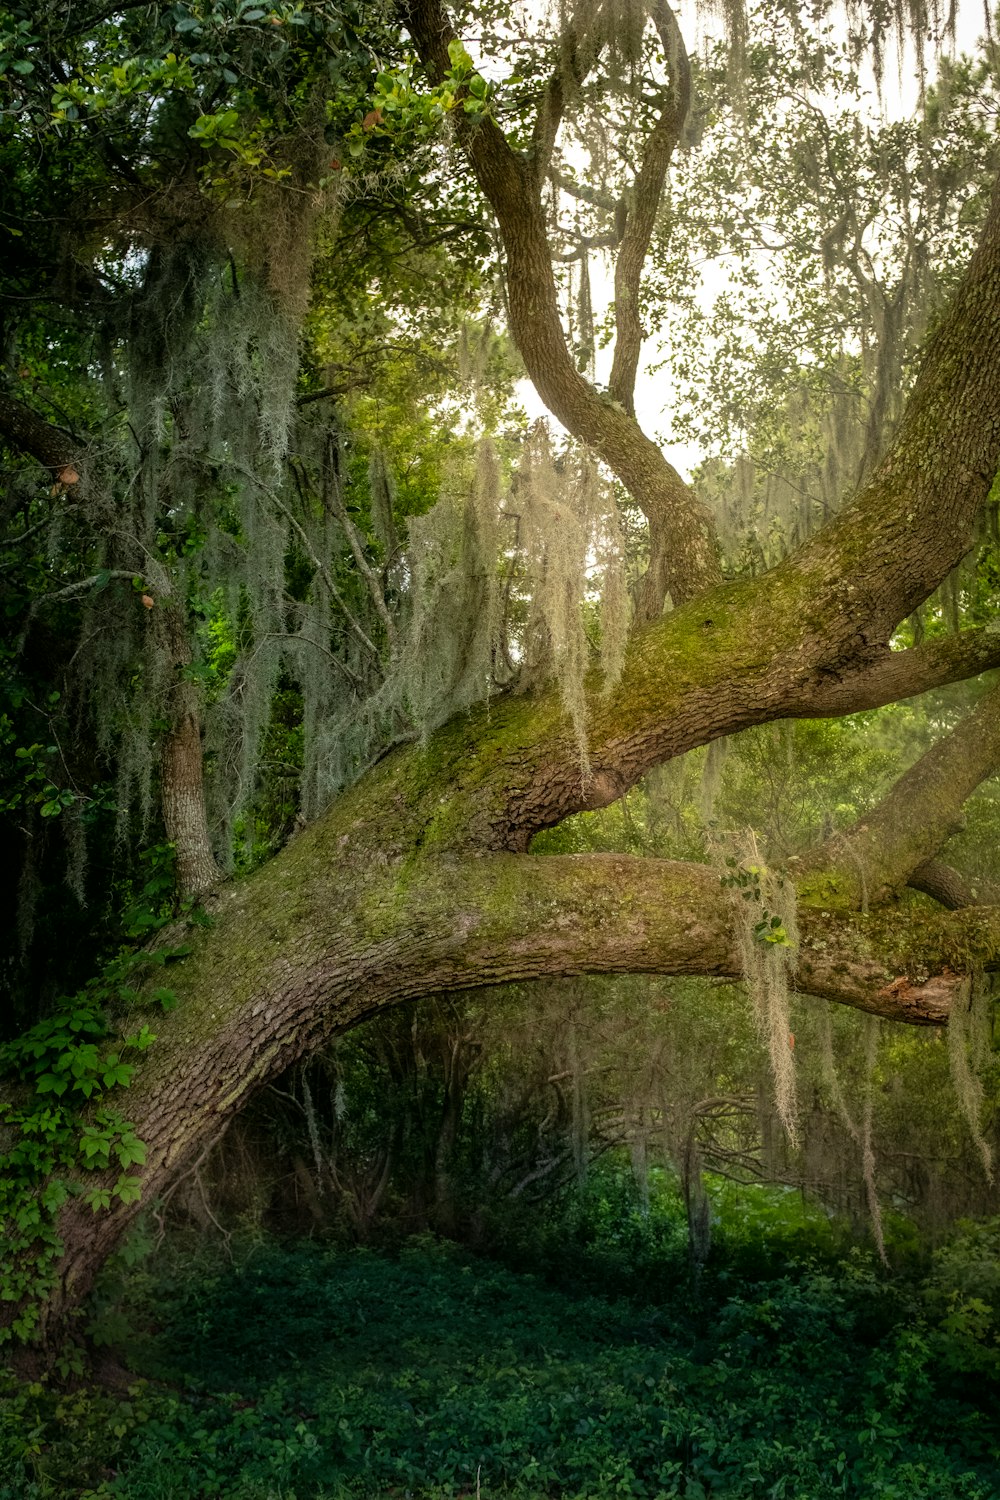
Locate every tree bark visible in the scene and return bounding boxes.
[907,859,1000,910]
[155,601,222,901]
[0,391,81,476]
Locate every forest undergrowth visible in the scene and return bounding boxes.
[2,1173,999,1500]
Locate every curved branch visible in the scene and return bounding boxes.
[27,838,982,1332]
[0,391,82,477]
[529,25,602,181]
[907,859,1000,909]
[801,628,1000,717]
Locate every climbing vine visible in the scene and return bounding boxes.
[0,852,193,1343]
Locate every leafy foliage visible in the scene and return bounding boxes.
[0,864,187,1343]
[2,1218,1000,1497]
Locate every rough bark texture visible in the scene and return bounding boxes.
[0,391,81,476]
[908,860,1000,910]
[803,628,1000,716]
[160,689,222,900]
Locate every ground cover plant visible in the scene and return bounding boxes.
[2,1193,1000,1500]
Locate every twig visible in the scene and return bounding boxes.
[325,474,400,658]
[225,461,383,666]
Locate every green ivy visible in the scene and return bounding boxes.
[720,857,793,946]
[0,846,192,1344]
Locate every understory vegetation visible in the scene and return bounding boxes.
[2,1194,1000,1498]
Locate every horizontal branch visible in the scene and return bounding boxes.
[426,854,967,1024]
[801,627,1000,716]
[31,569,135,605]
[0,391,82,474]
[907,859,1000,909]
[20,814,989,1334]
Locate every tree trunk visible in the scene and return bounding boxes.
[155,602,221,901]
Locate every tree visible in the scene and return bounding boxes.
[3,0,1000,1346]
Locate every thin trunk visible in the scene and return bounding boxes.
[156,603,221,901]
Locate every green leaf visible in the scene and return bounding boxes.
[115,1136,146,1169]
[102,1062,135,1089]
[40,1179,69,1213]
[126,1025,157,1050]
[34,1074,68,1097]
[447,38,472,72]
[113,1174,143,1205]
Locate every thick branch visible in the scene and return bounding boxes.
[607,0,696,623]
[28,840,984,1330]
[802,628,1000,717]
[791,173,1000,641]
[608,0,690,416]
[907,859,1000,909]
[795,676,1000,905]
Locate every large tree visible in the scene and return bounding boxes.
[4,0,1000,1344]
